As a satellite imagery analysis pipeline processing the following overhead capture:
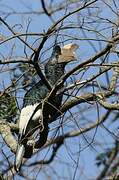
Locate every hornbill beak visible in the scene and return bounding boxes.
[58,43,79,63]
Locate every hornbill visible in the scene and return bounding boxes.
[15,43,79,171]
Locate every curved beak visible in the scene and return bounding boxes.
[58,43,79,63]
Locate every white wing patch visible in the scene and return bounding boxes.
[19,104,42,135]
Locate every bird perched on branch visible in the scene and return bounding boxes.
[14,43,79,171]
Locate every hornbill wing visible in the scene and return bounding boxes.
[19,104,42,137]
[15,103,43,171]
[23,80,48,107]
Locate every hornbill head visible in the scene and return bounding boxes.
[51,43,79,65]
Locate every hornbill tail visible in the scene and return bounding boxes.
[14,144,25,172]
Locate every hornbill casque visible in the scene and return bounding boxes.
[14,43,79,171]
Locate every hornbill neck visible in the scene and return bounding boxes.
[45,62,65,85]
[45,45,66,85]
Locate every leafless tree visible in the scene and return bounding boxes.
[0,0,119,179]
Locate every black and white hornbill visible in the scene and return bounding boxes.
[15,43,79,171]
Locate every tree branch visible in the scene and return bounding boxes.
[0,17,35,52]
[0,120,17,153]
